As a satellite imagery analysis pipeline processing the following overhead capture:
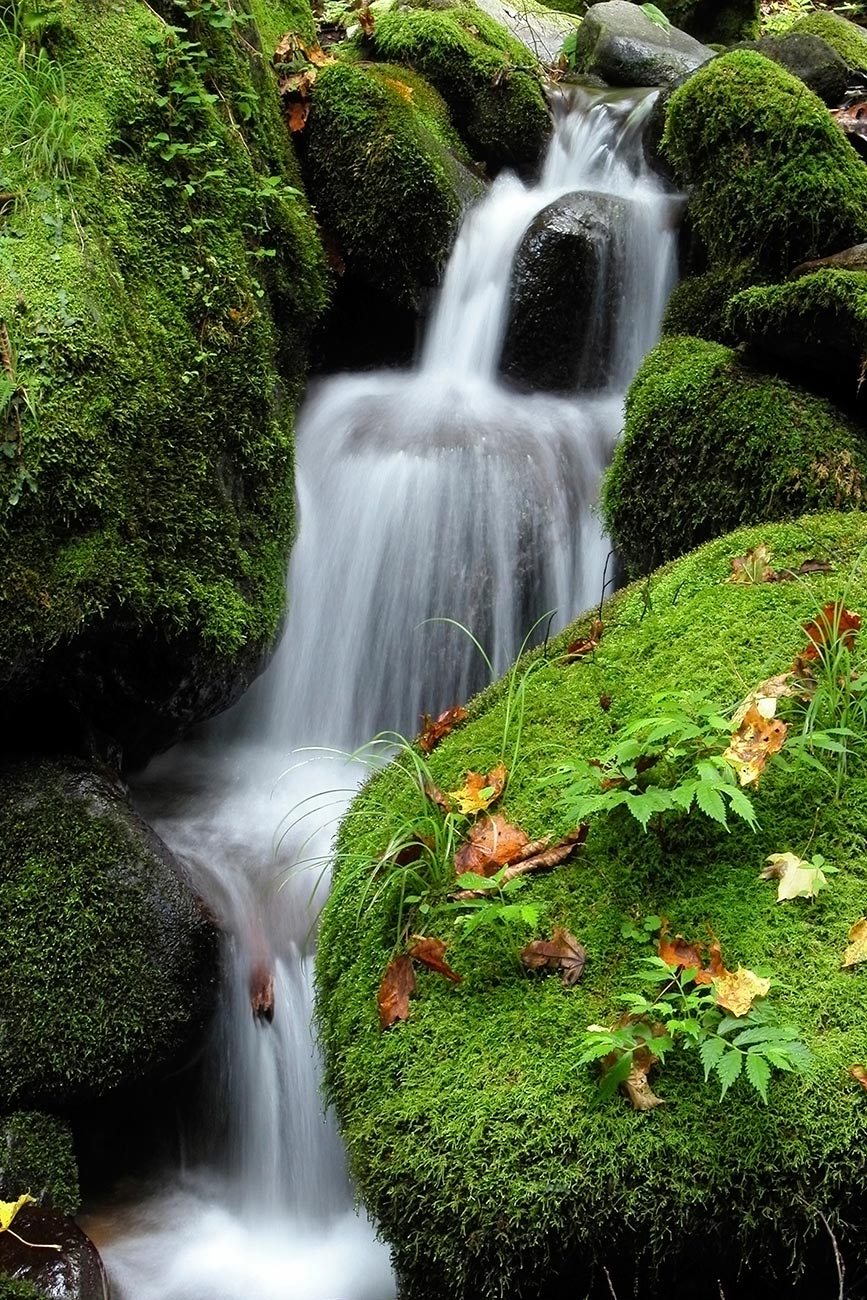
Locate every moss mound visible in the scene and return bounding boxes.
[303,60,479,309]
[317,511,867,1298]
[661,259,760,342]
[602,336,866,576]
[0,1282,43,1300]
[789,8,867,69]
[726,268,867,400]
[369,5,550,167]
[0,758,218,1106]
[0,0,329,760]
[0,1113,79,1215]
[662,50,867,275]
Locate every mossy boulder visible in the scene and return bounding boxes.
[789,9,867,71]
[302,61,481,312]
[0,1113,79,1215]
[369,5,551,167]
[662,50,867,276]
[653,0,758,43]
[602,336,866,576]
[661,259,760,342]
[0,758,218,1107]
[726,268,867,401]
[736,31,852,104]
[571,0,715,86]
[317,511,867,1299]
[0,0,329,764]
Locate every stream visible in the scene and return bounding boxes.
[89,86,680,1299]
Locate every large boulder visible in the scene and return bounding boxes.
[789,8,867,72]
[316,511,867,1298]
[0,1207,106,1300]
[499,191,628,392]
[736,31,853,104]
[571,1,715,87]
[662,51,867,276]
[0,0,329,767]
[602,335,867,575]
[0,759,219,1107]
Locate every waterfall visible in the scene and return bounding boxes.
[89,86,679,1299]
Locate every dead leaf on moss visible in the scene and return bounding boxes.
[657,923,727,985]
[723,703,788,786]
[849,1063,867,1090]
[800,603,862,662]
[453,814,530,877]
[453,825,587,897]
[520,927,586,986]
[418,705,468,755]
[842,917,867,968]
[422,779,451,812]
[448,762,507,815]
[561,619,603,663]
[358,5,375,35]
[383,74,413,101]
[728,543,775,584]
[622,1044,665,1110]
[713,966,770,1017]
[761,852,829,901]
[731,673,797,728]
[274,32,333,65]
[378,955,416,1029]
[408,936,462,983]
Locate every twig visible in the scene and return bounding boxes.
[817,1208,845,1300]
[602,1265,618,1299]
[717,1282,726,1300]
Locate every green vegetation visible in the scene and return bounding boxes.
[653,0,759,43]
[661,261,761,343]
[0,759,217,1105]
[602,336,866,576]
[0,1281,44,1300]
[789,7,867,66]
[317,512,867,1297]
[0,1113,79,1215]
[662,50,867,275]
[369,5,550,167]
[304,60,478,308]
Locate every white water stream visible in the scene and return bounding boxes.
[90,87,679,1299]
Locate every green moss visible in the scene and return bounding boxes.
[317,511,867,1298]
[0,760,216,1105]
[602,335,866,576]
[0,1282,45,1300]
[0,0,329,743]
[369,5,550,167]
[0,1113,79,1215]
[790,8,867,68]
[662,259,762,342]
[662,50,867,274]
[304,60,476,308]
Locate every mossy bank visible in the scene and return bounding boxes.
[317,511,867,1298]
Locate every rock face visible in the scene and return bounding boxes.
[737,31,853,104]
[500,191,627,392]
[572,0,714,86]
[0,1206,107,1300]
[0,759,219,1108]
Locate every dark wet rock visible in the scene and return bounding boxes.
[736,32,853,104]
[572,0,714,87]
[0,1206,107,1300]
[0,758,219,1108]
[500,190,628,393]
[791,242,867,277]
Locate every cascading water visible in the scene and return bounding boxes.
[89,86,680,1299]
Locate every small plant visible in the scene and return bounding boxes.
[791,602,867,797]
[551,691,759,834]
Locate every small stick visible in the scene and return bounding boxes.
[602,1265,618,1299]
[817,1208,845,1300]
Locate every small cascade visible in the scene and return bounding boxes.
[92,87,679,1299]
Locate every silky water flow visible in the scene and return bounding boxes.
[92,87,680,1300]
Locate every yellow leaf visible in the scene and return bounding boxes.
[731,673,796,728]
[760,852,828,902]
[842,917,867,968]
[723,704,787,786]
[448,762,507,815]
[713,966,771,1017]
[0,1194,35,1232]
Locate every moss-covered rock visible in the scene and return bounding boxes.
[655,0,759,42]
[0,1281,44,1300]
[0,758,218,1107]
[726,268,867,401]
[0,1113,79,1215]
[302,60,481,311]
[602,336,866,575]
[369,5,550,167]
[661,259,760,342]
[0,0,329,763]
[316,511,867,1298]
[789,8,867,70]
[736,31,851,104]
[662,50,867,275]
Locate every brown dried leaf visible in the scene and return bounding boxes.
[658,923,728,985]
[408,936,462,983]
[723,703,788,786]
[842,917,867,968]
[800,602,862,662]
[358,5,375,35]
[418,704,468,755]
[305,40,333,66]
[562,619,604,663]
[730,673,796,728]
[378,955,415,1029]
[279,68,317,97]
[520,927,586,986]
[775,559,834,581]
[849,1063,867,1090]
[274,30,303,61]
[287,99,310,132]
[623,1044,665,1110]
[454,813,531,877]
[832,100,867,140]
[713,966,770,1017]
[504,825,587,878]
[728,543,775,584]
[448,762,507,815]
[422,780,451,812]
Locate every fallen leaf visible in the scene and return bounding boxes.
[731,673,797,728]
[287,99,309,132]
[388,834,435,868]
[274,30,303,61]
[658,924,728,984]
[761,852,828,901]
[520,927,586,986]
[378,955,416,1029]
[849,1063,867,1090]
[418,705,468,755]
[616,1043,665,1110]
[448,762,507,815]
[728,543,775,584]
[453,825,587,897]
[562,619,604,663]
[832,99,867,141]
[775,559,834,580]
[599,693,612,711]
[454,813,531,877]
[305,40,333,66]
[408,936,462,983]
[0,1195,35,1233]
[279,68,317,97]
[358,5,375,35]
[800,603,862,662]
[723,703,788,786]
[713,966,771,1017]
[842,917,867,968]
[422,779,451,812]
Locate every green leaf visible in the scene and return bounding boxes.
[695,780,728,827]
[699,1035,727,1079]
[640,1,672,27]
[714,1046,743,1097]
[597,1050,633,1102]
[745,1051,771,1103]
